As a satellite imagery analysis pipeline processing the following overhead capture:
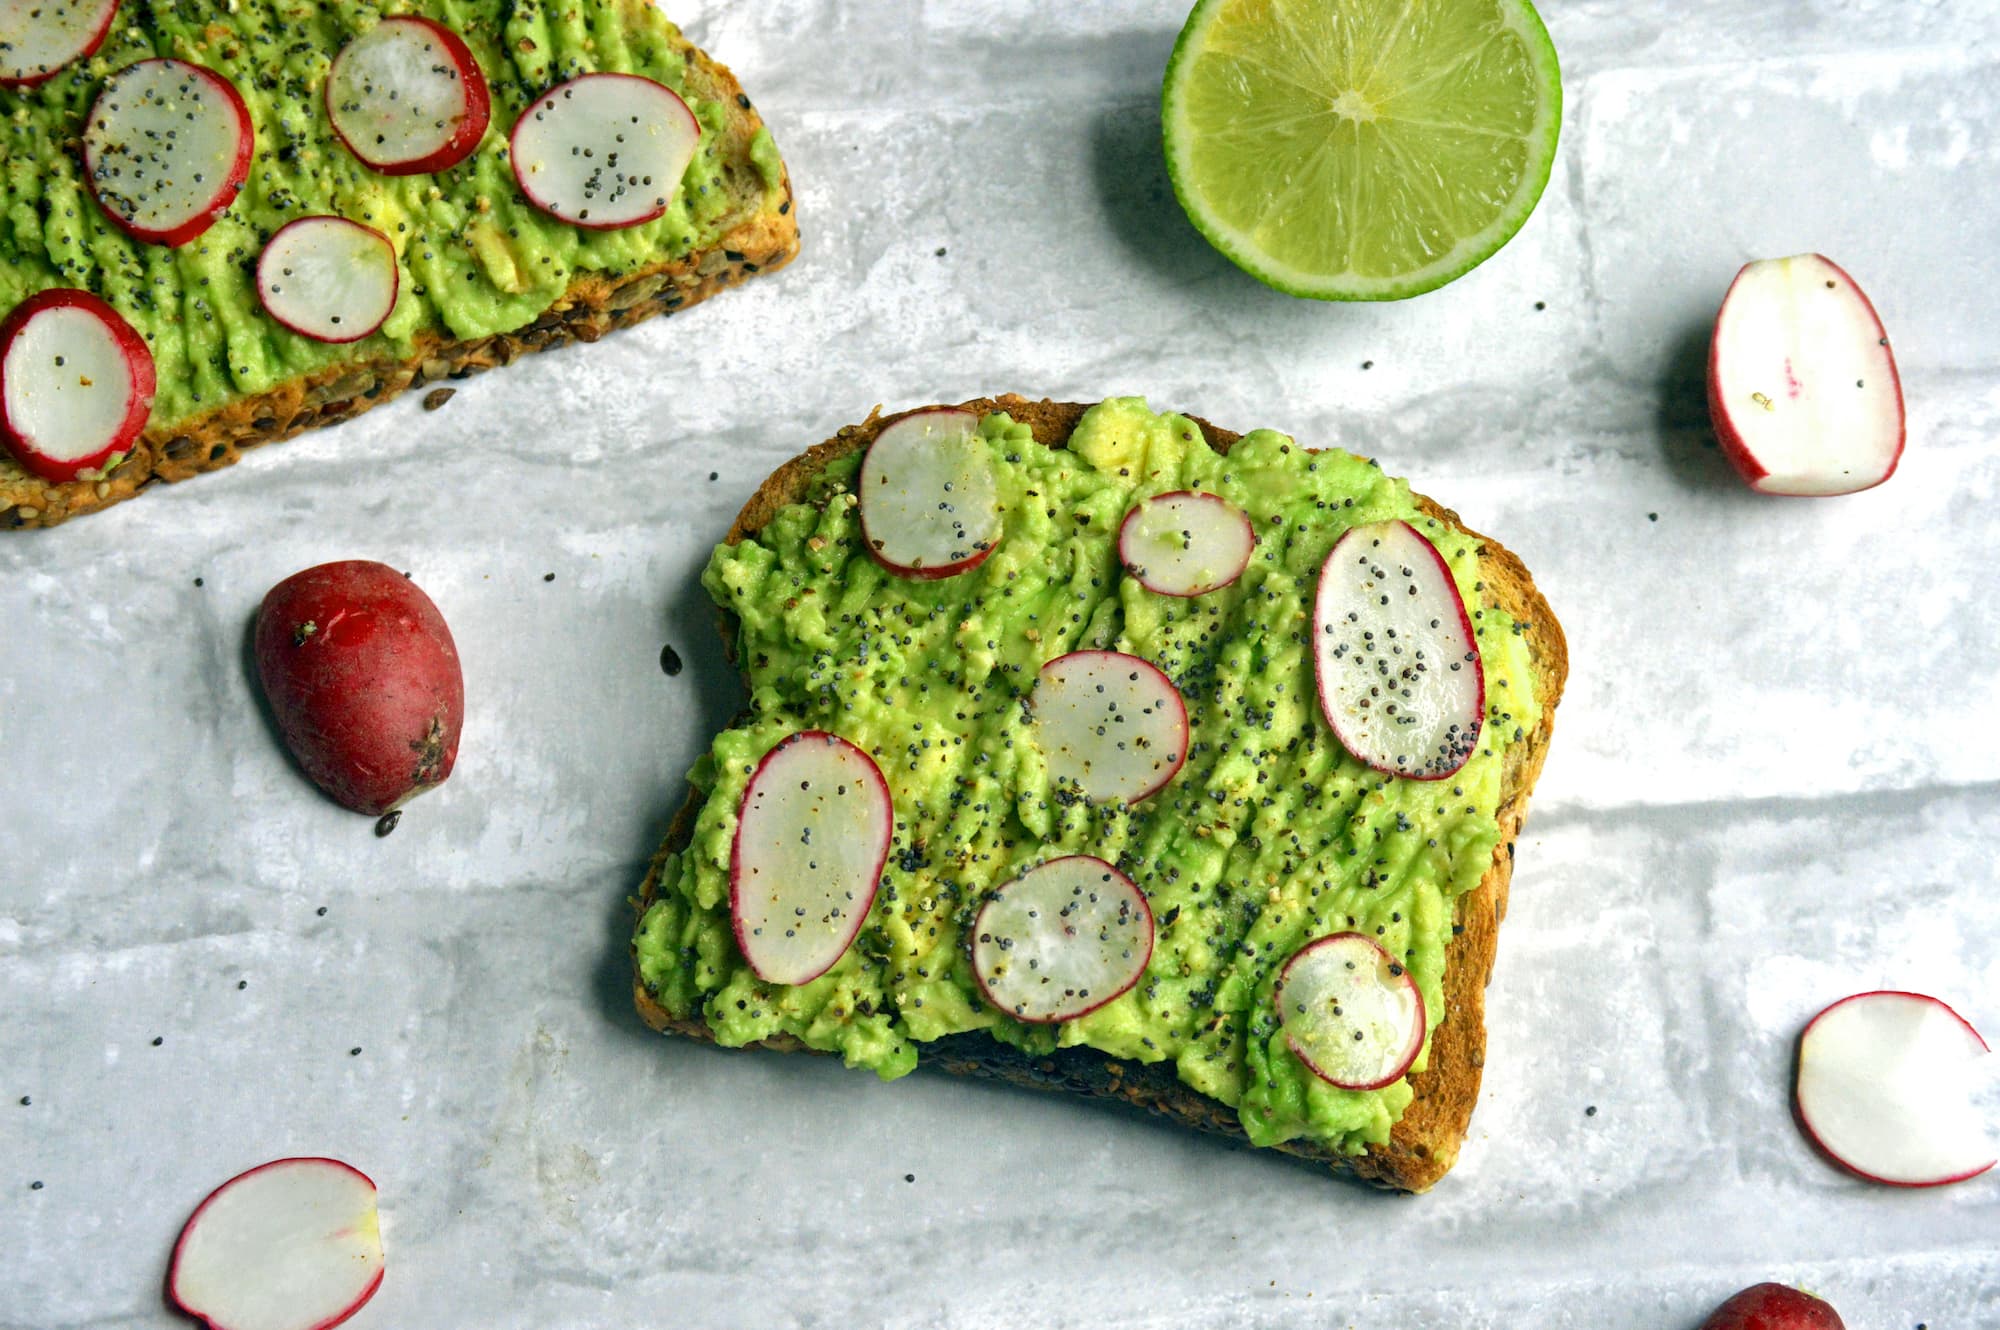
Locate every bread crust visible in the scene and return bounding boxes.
[632,395,1567,1192]
[1,20,797,530]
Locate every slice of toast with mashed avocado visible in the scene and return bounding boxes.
[632,395,1565,1192]
[0,0,794,528]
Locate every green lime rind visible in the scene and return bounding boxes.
[1162,0,1563,302]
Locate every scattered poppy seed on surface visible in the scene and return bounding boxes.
[708,471,718,481]
[1585,1105,1598,1117]
[18,1096,28,1106]
[1361,359,1374,370]
[237,980,247,991]
[1647,512,1658,522]
[660,644,684,676]
[1534,300,1546,310]
[316,906,328,917]
[904,1173,915,1183]
[375,810,402,838]
[543,572,555,582]
[350,1047,363,1056]
[29,1181,42,1190]
[151,1036,163,1046]
[934,247,946,257]
[193,576,204,586]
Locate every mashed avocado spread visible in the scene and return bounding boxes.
[636,399,1539,1156]
[0,0,782,436]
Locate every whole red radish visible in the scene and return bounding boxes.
[1698,1283,1845,1330]
[254,561,463,816]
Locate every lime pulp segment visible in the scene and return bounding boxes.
[1163,0,1563,300]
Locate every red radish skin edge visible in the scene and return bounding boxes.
[857,408,997,581]
[968,855,1155,1025]
[1277,932,1428,1092]
[1706,254,1906,496]
[166,1157,383,1330]
[82,60,255,248]
[1116,490,1256,597]
[1036,650,1190,804]
[0,0,120,88]
[727,730,893,987]
[1314,519,1485,783]
[256,218,399,344]
[0,287,157,484]
[1794,989,1996,1188]
[325,17,490,176]
[1697,1283,1847,1330]
[508,73,699,232]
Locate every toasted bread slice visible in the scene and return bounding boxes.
[633,396,1567,1192]
[1,1,796,529]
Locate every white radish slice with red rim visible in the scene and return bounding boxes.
[0,288,155,484]
[1117,490,1255,596]
[1275,932,1426,1091]
[0,0,119,87]
[325,16,490,176]
[1708,253,1905,496]
[82,58,254,247]
[509,72,700,229]
[971,855,1153,1024]
[856,407,1002,579]
[167,1157,384,1330]
[1795,990,1996,1187]
[1031,649,1188,804]
[730,730,893,987]
[256,217,399,344]
[1313,519,1483,781]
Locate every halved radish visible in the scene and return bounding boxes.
[82,58,253,247]
[1313,520,1483,781]
[730,730,893,987]
[971,855,1153,1024]
[1709,254,1904,496]
[856,408,1002,579]
[1795,990,1995,1187]
[325,17,490,176]
[1275,932,1426,1091]
[256,217,398,344]
[509,72,699,229]
[167,1157,384,1330]
[1117,490,1255,596]
[0,0,119,87]
[1031,650,1188,804]
[0,287,155,484]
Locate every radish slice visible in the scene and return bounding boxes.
[1313,519,1483,781]
[256,217,399,344]
[729,730,892,987]
[0,287,155,484]
[971,855,1153,1024]
[1708,254,1904,496]
[856,408,1002,579]
[1795,990,1996,1187]
[1031,650,1188,804]
[325,17,490,176]
[0,0,119,87]
[82,58,253,247]
[509,72,699,229]
[1275,932,1426,1091]
[1117,490,1255,596]
[167,1157,384,1330]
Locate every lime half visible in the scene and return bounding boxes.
[1163,0,1562,301]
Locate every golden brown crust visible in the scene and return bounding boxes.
[1,27,797,530]
[633,396,1568,1192]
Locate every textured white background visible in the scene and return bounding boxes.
[5,1,1999,1326]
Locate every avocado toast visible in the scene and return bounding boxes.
[632,396,1566,1192]
[0,0,795,529]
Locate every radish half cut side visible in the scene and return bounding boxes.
[0,287,155,484]
[971,855,1153,1024]
[167,1157,384,1330]
[325,16,490,176]
[729,730,893,987]
[1312,519,1483,781]
[1795,990,1996,1187]
[83,58,254,247]
[1275,932,1426,1091]
[1030,649,1188,804]
[856,407,1002,579]
[509,72,699,229]
[257,217,399,344]
[0,0,119,87]
[1117,490,1255,596]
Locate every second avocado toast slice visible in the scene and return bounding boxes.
[634,395,1566,1192]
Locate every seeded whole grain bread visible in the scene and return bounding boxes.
[1,13,796,531]
[632,395,1567,1192]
